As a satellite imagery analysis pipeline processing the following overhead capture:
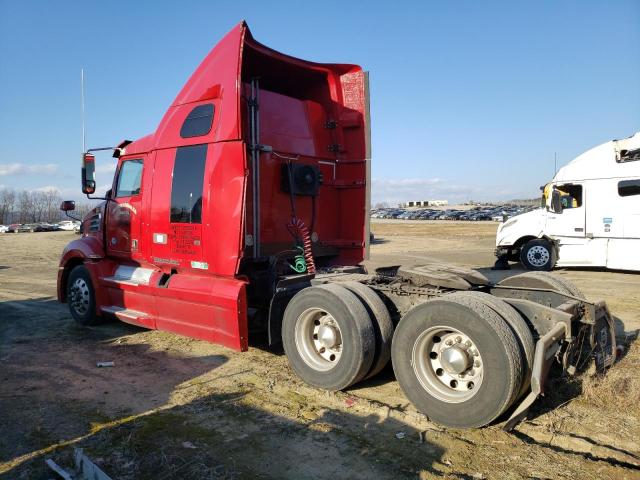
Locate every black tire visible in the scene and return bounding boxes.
[66,265,99,326]
[520,238,557,271]
[447,291,534,399]
[341,281,394,379]
[499,271,585,298]
[392,296,524,428]
[282,284,375,391]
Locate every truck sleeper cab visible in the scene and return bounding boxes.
[495,132,640,271]
[59,22,616,429]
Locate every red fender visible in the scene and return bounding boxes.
[57,237,107,304]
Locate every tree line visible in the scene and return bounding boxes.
[0,188,97,225]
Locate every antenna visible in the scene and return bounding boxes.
[554,151,557,175]
[81,68,86,154]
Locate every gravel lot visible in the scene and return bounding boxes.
[1,224,639,479]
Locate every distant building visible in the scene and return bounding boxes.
[399,200,449,208]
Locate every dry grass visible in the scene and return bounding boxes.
[581,338,640,416]
[371,219,498,239]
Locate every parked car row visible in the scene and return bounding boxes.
[0,220,81,233]
[371,205,537,221]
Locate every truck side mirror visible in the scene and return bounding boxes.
[60,200,76,211]
[551,190,562,213]
[82,153,96,194]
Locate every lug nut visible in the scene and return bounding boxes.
[465,340,472,347]
[474,360,480,368]
[445,340,453,346]
[455,336,462,343]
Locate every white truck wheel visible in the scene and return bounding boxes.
[520,239,557,271]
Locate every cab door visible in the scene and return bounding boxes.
[546,182,602,266]
[106,157,145,257]
[545,183,586,238]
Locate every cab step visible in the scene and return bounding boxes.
[100,306,150,323]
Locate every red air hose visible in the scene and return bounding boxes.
[287,217,316,274]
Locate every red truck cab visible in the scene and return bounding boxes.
[57,21,617,430]
[58,21,370,352]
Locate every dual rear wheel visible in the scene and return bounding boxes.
[284,273,582,428]
[282,282,394,391]
[392,293,528,428]
[392,273,582,428]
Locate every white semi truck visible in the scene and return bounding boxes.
[495,132,640,271]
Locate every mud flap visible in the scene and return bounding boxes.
[504,323,566,431]
[591,304,616,372]
[504,304,617,431]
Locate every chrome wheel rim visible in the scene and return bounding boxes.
[527,245,550,267]
[294,307,343,372]
[69,278,90,316]
[412,326,484,403]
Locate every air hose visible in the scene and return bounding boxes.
[281,157,316,275]
[287,217,316,274]
[287,246,308,273]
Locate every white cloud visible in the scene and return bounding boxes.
[372,177,480,205]
[33,185,60,193]
[95,183,113,196]
[96,161,117,174]
[0,163,59,176]
[31,185,79,197]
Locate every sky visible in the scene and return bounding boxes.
[0,1,638,205]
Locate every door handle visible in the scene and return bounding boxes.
[574,227,584,232]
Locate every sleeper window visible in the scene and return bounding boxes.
[180,104,214,138]
[618,179,640,197]
[170,144,207,223]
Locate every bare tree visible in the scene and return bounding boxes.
[32,191,48,222]
[17,191,35,223]
[75,201,99,220]
[3,188,99,224]
[43,189,62,222]
[0,189,16,224]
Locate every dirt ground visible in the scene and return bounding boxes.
[1,223,639,479]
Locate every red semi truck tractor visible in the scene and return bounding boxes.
[58,22,616,429]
